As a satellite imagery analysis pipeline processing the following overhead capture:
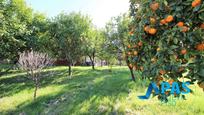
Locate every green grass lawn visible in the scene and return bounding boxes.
[0,66,204,115]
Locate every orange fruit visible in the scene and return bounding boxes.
[144,26,150,33]
[140,66,144,71]
[159,70,166,75]
[182,26,189,32]
[150,17,156,24]
[127,44,131,48]
[151,57,157,63]
[168,79,174,85]
[133,51,138,56]
[157,47,161,51]
[181,49,187,55]
[192,1,198,7]
[150,2,159,11]
[177,22,184,27]
[160,19,166,25]
[196,43,204,51]
[138,41,143,47]
[129,31,134,35]
[127,52,131,55]
[148,28,157,35]
[192,0,202,7]
[129,64,133,68]
[200,23,204,29]
[165,15,174,23]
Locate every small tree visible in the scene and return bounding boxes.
[18,50,52,100]
[104,14,136,80]
[83,28,104,70]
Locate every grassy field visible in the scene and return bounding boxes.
[0,66,204,115]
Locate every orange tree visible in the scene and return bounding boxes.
[127,0,204,94]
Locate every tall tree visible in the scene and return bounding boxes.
[83,28,104,70]
[0,0,31,61]
[104,14,136,81]
[49,12,91,77]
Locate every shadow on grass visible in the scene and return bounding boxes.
[0,67,69,98]
[1,66,144,114]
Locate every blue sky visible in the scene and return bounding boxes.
[25,0,129,28]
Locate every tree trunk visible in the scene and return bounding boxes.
[100,60,103,67]
[126,56,136,81]
[89,54,95,70]
[34,78,38,100]
[119,59,122,66]
[92,53,95,70]
[84,57,87,65]
[34,83,38,100]
[129,67,135,81]
[68,62,72,78]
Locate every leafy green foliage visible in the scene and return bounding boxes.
[83,28,105,69]
[103,14,130,65]
[0,0,47,62]
[128,0,204,87]
[48,12,92,76]
[128,0,204,86]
